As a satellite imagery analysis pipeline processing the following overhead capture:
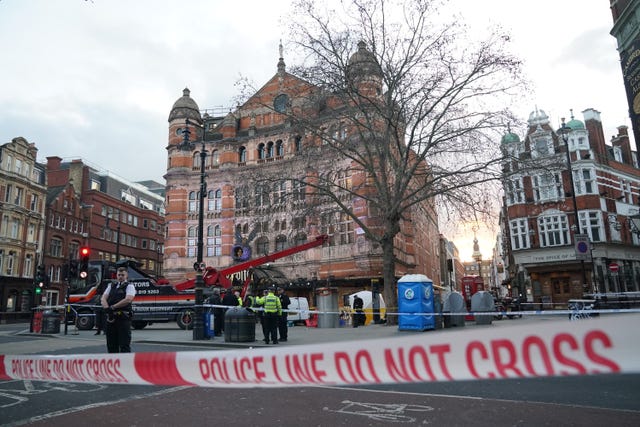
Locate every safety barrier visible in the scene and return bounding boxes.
[2,314,638,388]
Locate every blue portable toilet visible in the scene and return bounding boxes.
[397,274,435,331]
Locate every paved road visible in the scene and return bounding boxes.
[1,316,639,426]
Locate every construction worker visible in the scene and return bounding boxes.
[257,286,281,344]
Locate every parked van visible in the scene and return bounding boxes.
[287,297,310,324]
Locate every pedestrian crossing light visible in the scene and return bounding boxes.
[79,247,90,279]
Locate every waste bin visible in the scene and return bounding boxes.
[41,311,61,334]
[443,292,466,327]
[224,307,255,342]
[397,274,435,331]
[471,291,494,325]
[315,287,339,328]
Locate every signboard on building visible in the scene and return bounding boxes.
[574,234,591,261]
[620,35,640,153]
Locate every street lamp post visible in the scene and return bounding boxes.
[558,118,589,290]
[181,119,207,341]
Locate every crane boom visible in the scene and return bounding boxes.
[173,234,328,291]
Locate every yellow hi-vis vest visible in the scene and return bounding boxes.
[263,293,281,314]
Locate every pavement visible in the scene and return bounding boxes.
[1,313,562,355]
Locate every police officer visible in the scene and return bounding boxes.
[277,287,291,342]
[101,267,136,353]
[258,286,281,344]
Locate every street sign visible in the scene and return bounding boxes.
[609,263,619,273]
[574,234,591,261]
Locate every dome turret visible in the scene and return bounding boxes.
[528,108,549,126]
[565,109,584,130]
[168,88,202,123]
[347,41,383,80]
[501,132,520,144]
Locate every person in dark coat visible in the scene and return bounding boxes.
[277,287,291,342]
[101,267,136,353]
[208,288,224,336]
[352,294,364,327]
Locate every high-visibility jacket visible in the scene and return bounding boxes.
[262,292,281,315]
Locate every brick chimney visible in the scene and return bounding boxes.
[583,109,608,162]
[611,125,633,165]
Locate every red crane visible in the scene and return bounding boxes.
[173,234,328,292]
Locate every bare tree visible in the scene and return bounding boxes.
[238,0,524,322]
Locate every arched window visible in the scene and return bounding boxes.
[256,236,269,255]
[257,143,265,159]
[207,224,222,256]
[187,226,197,257]
[275,235,287,251]
[295,233,307,246]
[235,186,250,211]
[24,254,33,278]
[210,150,219,167]
[238,146,247,163]
[188,191,198,212]
[276,140,284,157]
[192,152,200,168]
[208,189,222,211]
[267,141,274,158]
[294,135,302,153]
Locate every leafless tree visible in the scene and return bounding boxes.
[239,0,524,321]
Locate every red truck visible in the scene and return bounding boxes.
[68,235,327,330]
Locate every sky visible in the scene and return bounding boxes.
[0,0,633,261]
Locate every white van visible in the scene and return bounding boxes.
[287,297,310,324]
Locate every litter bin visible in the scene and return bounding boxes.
[315,287,339,328]
[224,307,255,342]
[41,311,61,334]
[471,291,494,325]
[443,292,466,327]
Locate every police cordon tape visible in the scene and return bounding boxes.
[49,302,640,318]
[2,314,639,388]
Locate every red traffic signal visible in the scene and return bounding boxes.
[79,247,90,279]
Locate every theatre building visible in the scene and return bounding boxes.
[163,45,441,302]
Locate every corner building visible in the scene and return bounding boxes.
[501,108,640,305]
[163,47,441,302]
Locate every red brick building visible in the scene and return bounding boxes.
[501,108,640,305]
[45,157,165,303]
[163,46,441,304]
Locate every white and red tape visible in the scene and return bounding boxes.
[2,314,639,387]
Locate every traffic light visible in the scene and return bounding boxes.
[79,247,90,279]
[34,265,45,293]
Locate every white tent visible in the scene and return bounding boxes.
[347,291,386,325]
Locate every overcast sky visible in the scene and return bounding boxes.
[0,0,632,261]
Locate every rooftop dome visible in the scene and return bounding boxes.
[347,41,383,79]
[528,108,549,126]
[566,118,585,130]
[501,132,521,144]
[168,88,202,123]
